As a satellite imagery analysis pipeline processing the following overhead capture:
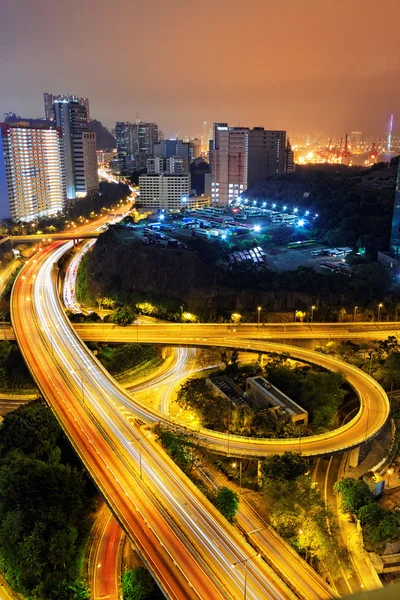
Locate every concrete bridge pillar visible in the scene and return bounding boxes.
[257,460,263,489]
[348,446,360,468]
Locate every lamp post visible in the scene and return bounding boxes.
[232,553,261,600]
[71,366,88,404]
[378,303,383,322]
[130,436,143,480]
[232,460,243,495]
[43,324,59,357]
[353,306,358,323]
[257,306,261,329]
[311,305,316,323]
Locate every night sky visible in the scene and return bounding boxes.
[1,0,399,137]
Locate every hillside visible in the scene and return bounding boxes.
[82,227,394,321]
[245,158,399,254]
[87,119,116,149]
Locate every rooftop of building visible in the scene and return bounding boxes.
[248,376,307,417]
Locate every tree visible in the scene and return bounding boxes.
[264,364,301,400]
[261,452,309,482]
[0,399,61,459]
[333,478,373,514]
[112,306,136,326]
[122,568,155,600]
[358,503,385,526]
[263,475,347,579]
[214,487,239,521]
[220,350,239,375]
[49,579,90,600]
[375,351,400,388]
[299,371,346,428]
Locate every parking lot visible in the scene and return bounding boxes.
[123,210,352,274]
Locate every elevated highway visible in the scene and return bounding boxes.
[12,241,301,600]
[10,232,100,243]
[1,320,400,343]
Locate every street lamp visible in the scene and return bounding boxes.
[311,305,316,323]
[232,460,243,495]
[129,436,143,480]
[353,306,358,323]
[378,303,383,322]
[257,306,261,329]
[70,366,91,404]
[232,553,261,600]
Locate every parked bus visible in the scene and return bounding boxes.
[287,240,316,249]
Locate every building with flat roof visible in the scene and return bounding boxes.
[44,92,90,121]
[154,139,189,165]
[0,120,66,221]
[246,376,308,425]
[53,101,98,199]
[138,173,191,210]
[115,121,159,172]
[210,123,286,205]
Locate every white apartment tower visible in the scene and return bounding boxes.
[138,173,191,211]
[0,121,66,221]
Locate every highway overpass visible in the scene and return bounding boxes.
[10,232,100,243]
[1,320,400,343]
[12,240,303,600]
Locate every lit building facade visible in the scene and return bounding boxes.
[44,93,90,121]
[211,123,286,205]
[54,101,98,199]
[0,121,66,221]
[211,125,248,205]
[138,173,191,210]
[115,121,159,172]
[285,139,295,173]
[154,139,189,167]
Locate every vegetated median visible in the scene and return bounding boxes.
[0,399,95,599]
[174,350,351,439]
[85,342,163,385]
[154,422,348,584]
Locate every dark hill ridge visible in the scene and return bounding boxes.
[87,119,116,150]
[86,228,216,302]
[84,229,372,318]
[245,159,398,253]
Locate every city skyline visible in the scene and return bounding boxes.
[1,0,399,138]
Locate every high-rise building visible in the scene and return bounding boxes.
[147,156,187,175]
[0,120,66,221]
[115,121,159,172]
[53,101,98,199]
[350,131,361,147]
[210,123,286,204]
[138,172,191,210]
[44,93,90,121]
[247,128,286,186]
[154,139,189,168]
[189,138,202,160]
[115,122,132,171]
[285,139,295,173]
[136,121,158,155]
[390,160,400,257]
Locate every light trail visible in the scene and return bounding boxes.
[12,242,296,600]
